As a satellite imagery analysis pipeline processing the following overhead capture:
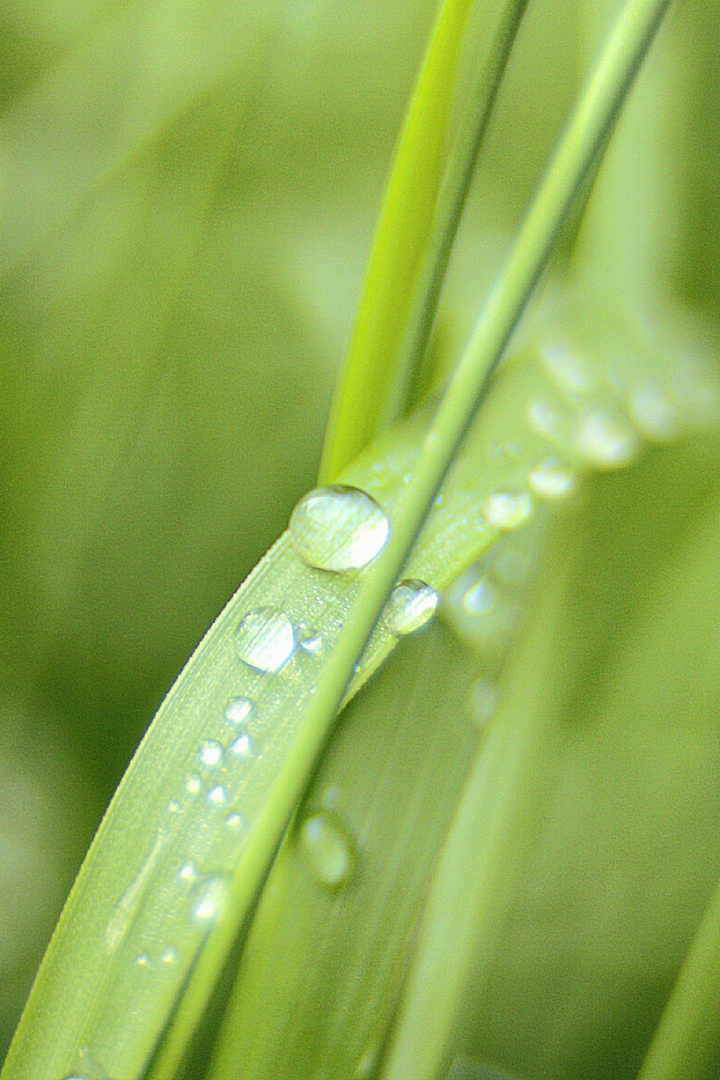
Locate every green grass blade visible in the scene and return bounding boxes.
[0,0,679,1072]
[638,844,720,1078]
[381,438,720,1080]
[317,0,476,483]
[206,619,480,1080]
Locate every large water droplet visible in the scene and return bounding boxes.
[224,696,255,726]
[189,875,229,925]
[384,579,438,636]
[528,458,576,499]
[289,485,390,571]
[482,491,533,530]
[235,607,296,672]
[198,739,224,769]
[300,812,355,889]
[576,409,639,468]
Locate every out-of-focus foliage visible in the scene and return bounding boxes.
[0,0,719,1074]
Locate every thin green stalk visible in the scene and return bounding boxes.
[637,873,720,1080]
[151,0,672,1072]
[318,0,477,483]
[376,0,531,430]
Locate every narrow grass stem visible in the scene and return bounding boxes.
[637,873,720,1080]
[318,0,476,484]
[150,0,672,1072]
[377,0,531,430]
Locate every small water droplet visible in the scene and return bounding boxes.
[576,409,639,468]
[167,799,181,814]
[190,875,229,925]
[628,382,679,441]
[235,607,296,673]
[528,457,576,499]
[482,491,533,530]
[384,579,438,636]
[528,397,563,439]
[289,485,390,572]
[224,811,245,832]
[299,632,323,655]
[463,578,497,616]
[224,696,255,726]
[134,952,151,968]
[160,946,178,965]
[185,774,203,796]
[198,739,224,770]
[207,785,228,808]
[230,732,254,758]
[470,678,498,726]
[177,860,198,884]
[321,785,342,811]
[300,812,355,889]
[542,341,596,394]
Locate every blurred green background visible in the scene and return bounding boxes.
[0,0,718,1065]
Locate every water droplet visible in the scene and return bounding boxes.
[542,341,596,394]
[235,607,296,673]
[230,732,254,758]
[198,739,224,770]
[470,678,498,726]
[629,382,679,441]
[160,946,178,965]
[482,491,533,530]
[289,485,390,572]
[528,458,576,499]
[383,579,438,636]
[224,811,245,832]
[321,784,342,811]
[300,812,355,889]
[207,785,228,808]
[299,632,323,655]
[134,952,151,968]
[576,409,639,468]
[177,860,198,884]
[223,696,255,726]
[463,578,497,616]
[528,397,563,439]
[167,799,181,814]
[185,774,202,796]
[190,875,229,925]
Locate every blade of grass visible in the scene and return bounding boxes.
[0,0,675,1075]
[317,0,476,482]
[381,441,720,1080]
[638,852,720,1078]
[153,1,675,1071]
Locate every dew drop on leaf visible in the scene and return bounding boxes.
[189,875,229,925]
[482,491,533,530]
[223,695,255,725]
[383,579,438,636]
[229,732,254,758]
[197,739,224,769]
[528,457,576,499]
[575,408,639,468]
[300,812,356,889]
[207,785,228,808]
[235,607,296,672]
[289,484,390,571]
